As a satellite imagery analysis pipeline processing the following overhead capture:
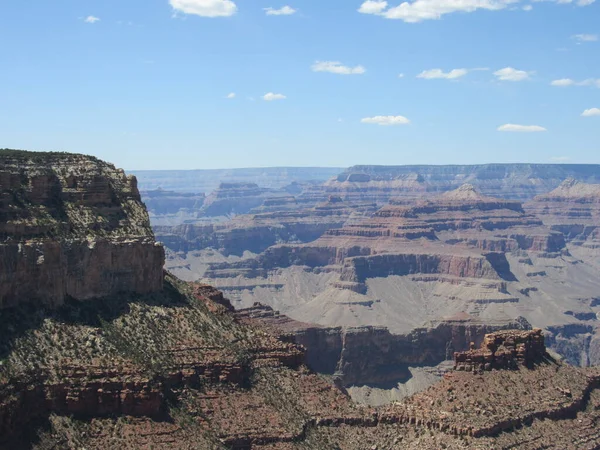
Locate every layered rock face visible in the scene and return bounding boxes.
[156,195,377,258]
[0,150,164,308]
[454,328,547,372]
[525,179,600,248]
[207,184,562,285]
[202,184,600,374]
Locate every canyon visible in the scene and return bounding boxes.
[144,165,600,399]
[3,151,600,448]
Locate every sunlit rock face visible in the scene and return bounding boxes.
[0,150,164,308]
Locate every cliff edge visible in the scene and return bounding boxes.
[0,149,164,308]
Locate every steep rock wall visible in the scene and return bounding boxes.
[0,150,165,308]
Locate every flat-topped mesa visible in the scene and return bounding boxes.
[454,329,548,372]
[0,150,164,308]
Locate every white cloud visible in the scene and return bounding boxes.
[551,78,600,87]
[263,92,286,101]
[359,0,389,14]
[572,34,598,42]
[358,0,594,20]
[582,108,600,117]
[169,0,237,17]
[359,0,595,22]
[84,16,100,23]
[417,68,468,79]
[226,92,236,99]
[493,67,532,81]
[398,73,405,78]
[357,0,520,23]
[264,6,297,15]
[361,115,411,126]
[311,61,366,75]
[550,156,571,162]
[551,78,575,86]
[497,124,547,132]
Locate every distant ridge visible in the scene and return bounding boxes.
[333,163,600,200]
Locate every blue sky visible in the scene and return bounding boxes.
[0,0,598,169]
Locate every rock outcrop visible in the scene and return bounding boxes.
[454,328,548,372]
[0,150,164,308]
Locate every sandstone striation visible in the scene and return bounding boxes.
[0,150,164,308]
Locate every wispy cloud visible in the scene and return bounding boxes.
[170,0,237,18]
[263,92,286,101]
[550,78,600,87]
[493,67,532,81]
[84,16,100,23]
[311,61,366,75]
[533,0,595,6]
[582,108,600,117]
[572,34,598,42]
[550,78,575,86]
[226,92,236,99]
[417,68,469,80]
[264,6,297,15]
[361,115,411,126]
[497,124,547,132]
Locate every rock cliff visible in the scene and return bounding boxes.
[525,179,600,248]
[453,328,548,372]
[0,150,164,308]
